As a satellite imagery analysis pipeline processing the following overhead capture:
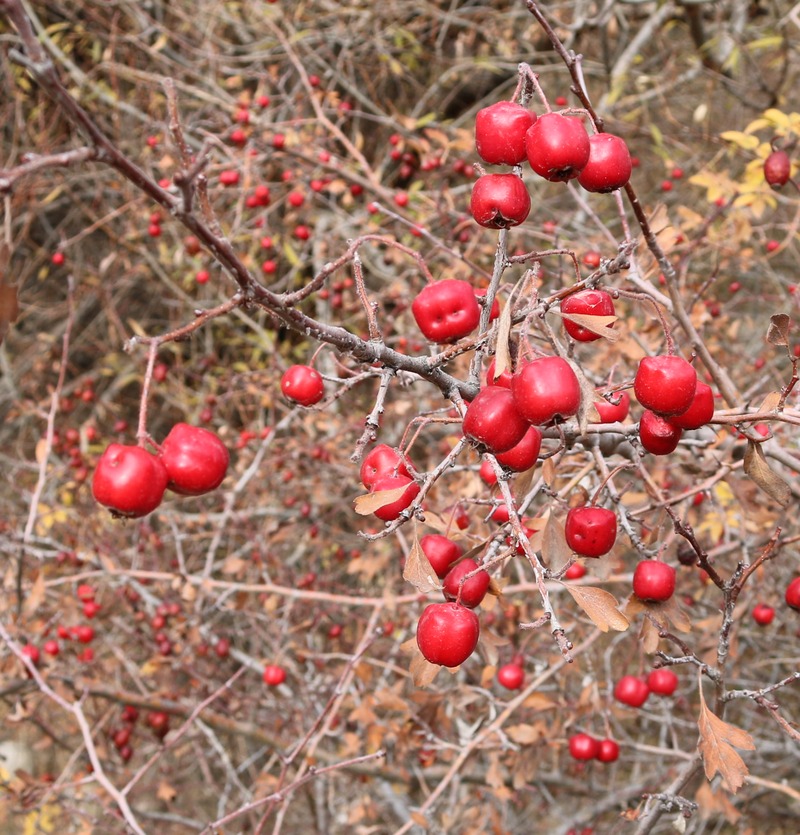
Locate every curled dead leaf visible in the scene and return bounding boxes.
[743,441,791,507]
[403,534,442,594]
[562,584,629,632]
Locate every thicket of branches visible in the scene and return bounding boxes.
[0,1,799,833]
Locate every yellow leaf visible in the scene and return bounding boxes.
[719,130,760,151]
[697,687,755,793]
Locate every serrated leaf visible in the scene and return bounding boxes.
[403,533,442,593]
[766,313,791,346]
[541,514,570,571]
[556,312,620,341]
[743,441,791,507]
[697,687,755,793]
[563,584,629,632]
[354,484,410,515]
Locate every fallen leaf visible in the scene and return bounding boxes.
[697,688,755,794]
[562,584,629,632]
[743,441,791,507]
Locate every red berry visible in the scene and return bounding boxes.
[564,506,617,558]
[75,625,95,644]
[160,423,229,496]
[442,558,491,608]
[752,603,775,625]
[43,639,60,656]
[596,738,620,763]
[280,365,325,406]
[646,668,679,696]
[360,444,413,489]
[666,381,714,430]
[613,675,650,708]
[764,150,791,189]
[633,560,676,602]
[785,577,800,610]
[511,356,581,425]
[51,252,65,266]
[475,101,537,165]
[479,458,497,486]
[92,444,169,518]
[639,410,683,455]
[593,391,630,423]
[416,602,479,667]
[561,289,616,342]
[568,732,600,761]
[463,386,530,454]
[419,534,463,579]
[219,169,240,186]
[577,133,632,193]
[564,562,586,580]
[146,711,170,738]
[634,356,697,416]
[494,425,542,472]
[469,173,531,229]
[370,474,420,521]
[497,662,525,690]
[525,113,590,182]
[83,600,101,619]
[263,664,287,686]
[412,279,481,343]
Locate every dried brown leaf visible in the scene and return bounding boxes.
[410,649,441,688]
[694,781,742,824]
[403,533,442,594]
[743,441,791,507]
[23,572,46,619]
[354,484,410,515]
[557,311,620,342]
[541,514,571,571]
[541,456,556,487]
[766,313,791,346]
[562,584,629,632]
[506,724,544,745]
[697,687,755,793]
[0,281,20,346]
[493,298,513,381]
[756,390,781,414]
[639,615,661,653]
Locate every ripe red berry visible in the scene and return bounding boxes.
[280,365,325,406]
[561,289,616,342]
[646,668,679,696]
[370,474,420,521]
[360,444,413,489]
[494,425,542,472]
[596,738,620,763]
[146,711,170,738]
[497,662,525,690]
[752,603,775,625]
[564,506,617,558]
[479,458,497,486]
[764,150,791,189]
[474,101,537,165]
[43,639,60,656]
[442,558,491,608]
[613,675,650,708]
[593,391,630,423]
[525,113,590,182]
[74,625,95,644]
[463,386,530,454]
[577,133,632,193]
[564,562,586,580]
[263,664,287,686]
[639,410,683,455]
[632,560,676,602]
[785,577,800,610]
[568,732,600,761]
[419,535,463,579]
[219,169,240,186]
[634,356,697,416]
[666,381,715,430]
[21,644,40,667]
[92,444,169,518]
[416,602,480,667]
[511,356,581,425]
[51,251,66,266]
[469,173,531,229]
[411,279,481,343]
[160,423,230,496]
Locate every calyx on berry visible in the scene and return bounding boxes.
[593,390,630,423]
[639,411,682,455]
[411,279,481,343]
[469,173,531,229]
[525,113,590,182]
